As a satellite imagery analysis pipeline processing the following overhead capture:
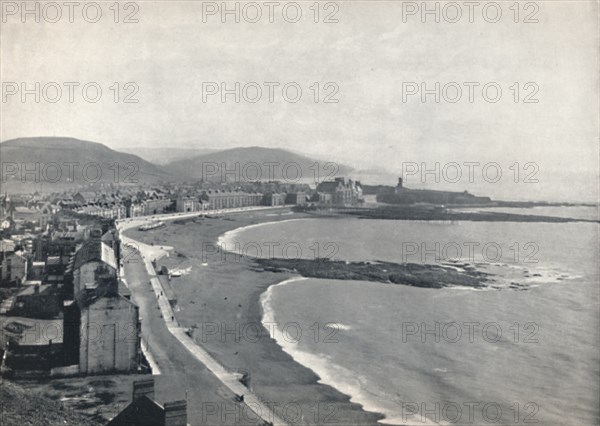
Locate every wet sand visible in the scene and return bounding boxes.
[125,208,385,425]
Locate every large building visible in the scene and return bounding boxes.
[175,195,201,213]
[201,190,263,210]
[62,238,141,374]
[71,239,118,296]
[315,178,363,206]
[263,192,286,206]
[285,191,307,206]
[66,277,140,374]
[77,203,126,219]
[385,177,493,205]
[0,243,27,286]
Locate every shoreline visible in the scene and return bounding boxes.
[124,208,386,425]
[119,206,591,425]
[260,277,421,426]
[217,217,316,249]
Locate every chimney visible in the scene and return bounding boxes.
[96,273,119,296]
[132,379,154,401]
[164,400,187,426]
[397,177,403,188]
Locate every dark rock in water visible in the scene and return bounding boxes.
[255,258,491,289]
[339,205,599,224]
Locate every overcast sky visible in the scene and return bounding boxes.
[1,1,598,201]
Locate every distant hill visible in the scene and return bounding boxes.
[120,146,218,165]
[0,138,358,190]
[0,137,174,190]
[165,146,354,183]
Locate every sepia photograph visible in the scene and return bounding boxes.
[0,1,599,425]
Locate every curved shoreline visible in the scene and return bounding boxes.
[260,277,406,425]
[123,209,386,425]
[219,217,457,424]
[217,217,319,249]
[123,208,600,426]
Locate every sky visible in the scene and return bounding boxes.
[1,1,599,201]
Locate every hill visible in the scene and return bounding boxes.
[120,146,218,165]
[165,146,354,183]
[0,137,174,191]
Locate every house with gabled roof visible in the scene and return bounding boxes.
[63,273,140,374]
[106,379,188,426]
[316,177,363,205]
[73,191,99,204]
[71,238,118,297]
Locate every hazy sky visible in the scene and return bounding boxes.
[1,1,598,200]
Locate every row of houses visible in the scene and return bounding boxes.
[1,216,143,377]
[2,177,364,227]
[1,194,57,231]
[175,190,308,212]
[57,190,174,219]
[0,203,184,424]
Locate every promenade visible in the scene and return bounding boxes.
[117,207,289,426]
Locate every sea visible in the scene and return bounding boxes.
[219,206,599,425]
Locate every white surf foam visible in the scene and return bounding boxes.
[260,278,440,425]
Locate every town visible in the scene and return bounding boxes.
[0,172,553,425]
[2,3,597,424]
[0,176,367,424]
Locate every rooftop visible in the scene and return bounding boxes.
[72,239,117,271]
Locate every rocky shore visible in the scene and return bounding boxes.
[255,258,489,289]
[320,205,599,223]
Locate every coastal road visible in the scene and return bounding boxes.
[119,208,289,426]
[123,249,279,426]
[118,206,288,232]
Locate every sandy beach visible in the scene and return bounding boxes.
[124,208,385,425]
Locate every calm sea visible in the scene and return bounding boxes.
[220,207,599,425]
